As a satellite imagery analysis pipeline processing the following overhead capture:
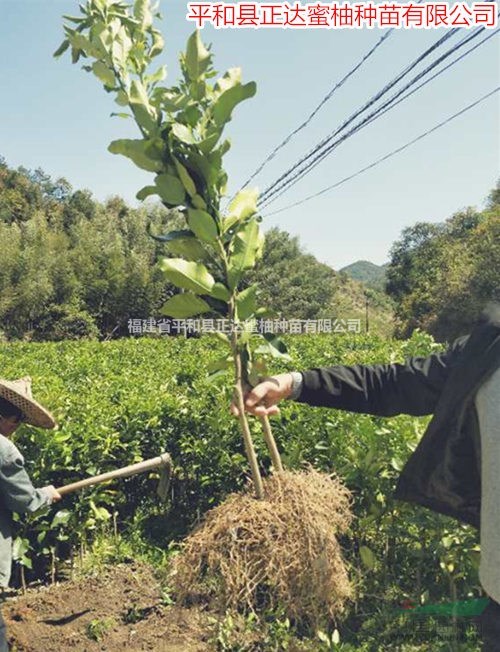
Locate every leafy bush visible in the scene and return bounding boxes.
[32,302,99,341]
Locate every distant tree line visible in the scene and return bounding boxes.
[3,157,495,343]
[1,157,359,340]
[0,157,177,340]
[385,183,500,341]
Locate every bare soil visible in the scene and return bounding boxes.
[2,562,213,652]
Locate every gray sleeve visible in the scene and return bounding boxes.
[0,448,52,514]
[288,372,304,401]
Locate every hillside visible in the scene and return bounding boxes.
[330,273,395,338]
[0,160,394,340]
[339,260,388,291]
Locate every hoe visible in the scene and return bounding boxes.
[56,453,173,501]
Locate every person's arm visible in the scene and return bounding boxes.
[0,444,60,514]
[237,335,468,418]
[297,351,453,416]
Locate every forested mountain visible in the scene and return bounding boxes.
[0,158,393,340]
[339,260,388,291]
[385,183,500,342]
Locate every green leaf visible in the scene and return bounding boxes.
[218,139,231,157]
[172,123,196,145]
[111,26,133,70]
[161,293,210,318]
[206,367,229,383]
[108,139,163,172]
[67,32,92,55]
[143,138,164,161]
[215,67,242,93]
[136,185,158,201]
[187,208,218,244]
[148,227,191,243]
[53,39,70,58]
[155,173,186,206]
[51,510,71,528]
[148,228,209,261]
[255,335,290,360]
[110,112,132,119]
[184,151,217,189]
[145,65,167,85]
[236,284,258,320]
[166,237,209,261]
[316,631,330,645]
[212,82,256,126]
[360,546,376,570]
[391,457,404,472]
[174,159,197,197]
[198,130,221,155]
[227,218,264,289]
[62,14,86,24]
[134,0,153,28]
[214,331,229,344]
[183,104,202,127]
[129,79,157,134]
[190,80,206,101]
[150,29,164,58]
[185,30,211,81]
[226,188,259,229]
[92,61,115,87]
[159,258,215,294]
[89,499,111,522]
[263,332,289,355]
[441,535,454,549]
[211,282,231,302]
[21,556,33,570]
[192,194,207,210]
[115,90,129,106]
[12,537,30,560]
[207,357,232,373]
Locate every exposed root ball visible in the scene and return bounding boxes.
[171,469,353,626]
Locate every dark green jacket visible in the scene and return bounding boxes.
[297,307,500,528]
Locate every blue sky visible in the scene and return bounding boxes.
[0,1,498,268]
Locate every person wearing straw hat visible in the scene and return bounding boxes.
[0,377,61,652]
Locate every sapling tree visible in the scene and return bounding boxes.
[57,6,353,624]
[56,0,286,498]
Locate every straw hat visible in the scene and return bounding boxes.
[0,377,56,429]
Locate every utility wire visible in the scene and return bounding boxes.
[260,23,499,209]
[262,85,500,218]
[259,19,497,208]
[258,26,462,204]
[258,0,495,208]
[339,26,500,146]
[236,29,395,194]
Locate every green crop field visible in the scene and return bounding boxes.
[1,331,481,649]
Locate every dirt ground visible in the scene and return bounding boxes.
[2,562,213,652]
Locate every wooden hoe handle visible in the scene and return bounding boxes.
[56,453,172,496]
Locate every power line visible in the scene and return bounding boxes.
[257,26,462,204]
[340,26,500,146]
[236,0,434,199]
[236,29,394,194]
[262,85,500,218]
[260,23,499,209]
[259,19,497,208]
